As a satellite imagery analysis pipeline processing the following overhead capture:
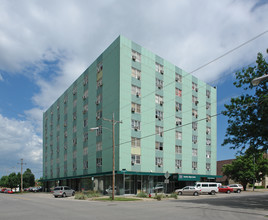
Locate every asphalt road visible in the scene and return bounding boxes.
[0,192,267,220]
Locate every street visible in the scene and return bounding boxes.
[0,191,267,220]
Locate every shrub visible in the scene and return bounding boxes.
[137,191,147,198]
[154,195,162,201]
[75,193,86,200]
[170,193,178,199]
[84,190,101,198]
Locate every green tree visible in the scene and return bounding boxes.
[7,172,19,190]
[23,169,35,188]
[222,52,268,152]
[0,175,8,187]
[223,150,268,190]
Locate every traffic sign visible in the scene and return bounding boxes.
[164,171,170,179]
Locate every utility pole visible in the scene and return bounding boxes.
[103,113,122,200]
[18,159,26,192]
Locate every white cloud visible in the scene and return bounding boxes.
[0,114,42,175]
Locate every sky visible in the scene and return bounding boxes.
[0,0,267,179]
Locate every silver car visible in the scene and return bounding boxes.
[228,184,243,193]
[175,186,201,196]
[53,186,75,198]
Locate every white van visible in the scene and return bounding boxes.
[195,182,221,195]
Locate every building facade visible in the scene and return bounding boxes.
[43,36,218,194]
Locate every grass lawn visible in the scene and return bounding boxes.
[94,197,141,201]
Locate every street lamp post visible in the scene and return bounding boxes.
[90,113,122,200]
[122,169,126,195]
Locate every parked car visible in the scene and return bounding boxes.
[53,186,75,198]
[195,182,221,195]
[1,188,7,193]
[4,189,13,194]
[175,186,201,196]
[153,183,164,192]
[105,186,117,194]
[31,187,42,192]
[218,186,233,194]
[228,184,243,193]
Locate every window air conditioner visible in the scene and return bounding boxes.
[195,115,198,118]
[160,70,164,74]
[132,55,136,61]
[160,132,163,137]
[131,162,135,165]
[158,163,162,167]
[136,92,140,97]
[176,122,179,126]
[83,95,86,100]
[160,101,164,106]
[195,101,199,105]
[134,126,139,131]
[176,107,179,112]
[175,78,179,82]
[131,108,135,113]
[195,88,198,92]
[137,76,140,80]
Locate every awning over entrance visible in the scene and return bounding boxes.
[176,174,222,181]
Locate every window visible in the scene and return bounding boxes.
[83,104,88,114]
[131,102,141,113]
[176,102,182,112]
[64,120,67,127]
[83,90,88,100]
[132,50,141,62]
[132,67,141,80]
[73,125,77,133]
[73,138,77,145]
[155,63,164,74]
[192,96,198,105]
[155,157,163,166]
[73,150,77,159]
[73,99,77,107]
[206,151,211,158]
[84,132,88,142]
[155,95,164,105]
[83,161,88,169]
[155,110,163,120]
[156,78,163,89]
[155,142,163,151]
[206,163,211,171]
[155,126,163,137]
[176,117,182,126]
[83,147,88,155]
[175,159,182,169]
[131,120,140,131]
[96,110,102,120]
[192,148,198,157]
[96,126,102,136]
[131,154,141,165]
[96,142,102,151]
[97,62,103,73]
[96,94,102,105]
[83,119,88,127]
[192,135,198,144]
[131,137,141,148]
[96,158,102,167]
[192,109,198,118]
[83,75,88,85]
[206,127,211,135]
[131,85,141,97]
[97,78,103,88]
[192,122,198,131]
[206,102,211,110]
[206,90,211,98]
[175,88,182,97]
[206,139,211,146]
[175,145,182,154]
[73,112,77,120]
[206,115,211,122]
[73,86,77,95]
[176,131,182,140]
[192,161,198,170]
[64,95,68,104]
[175,73,182,83]
[192,82,198,92]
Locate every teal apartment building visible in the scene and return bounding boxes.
[43,36,218,194]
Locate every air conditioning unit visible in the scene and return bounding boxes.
[96,116,100,120]
[192,112,195,116]
[157,163,162,167]
[131,162,135,165]
[134,126,139,131]
[160,132,163,137]
[83,110,87,114]
[64,100,67,104]
[57,106,59,110]
[131,108,135,113]
[207,168,210,171]
[158,85,162,89]
[97,163,101,167]
[193,141,197,144]
[176,107,179,112]
[158,117,162,121]
[195,101,199,105]
[195,115,198,118]
[195,88,198,92]
[73,116,76,120]
[176,165,180,169]
[155,115,158,118]
[136,92,140,97]
[193,128,197,131]
[132,55,136,61]
[73,91,76,95]
[64,123,67,127]
[137,76,140,80]
[175,78,179,82]
[176,122,179,126]
[207,95,210,99]
[83,95,86,100]
[99,81,103,87]
[206,131,209,135]
[95,100,100,105]
[193,167,197,170]
[160,101,164,106]
[160,70,164,74]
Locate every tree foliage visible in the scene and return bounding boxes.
[7,172,20,190]
[222,52,268,152]
[23,168,35,188]
[223,150,268,190]
[0,175,8,187]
